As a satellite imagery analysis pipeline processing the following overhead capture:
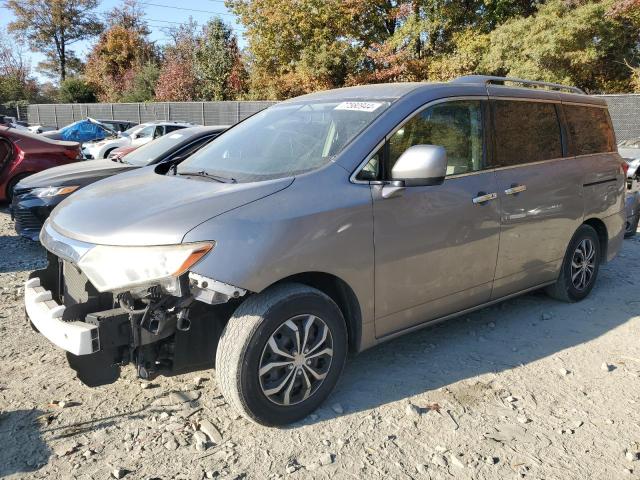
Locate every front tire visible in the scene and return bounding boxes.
[215,283,347,426]
[546,224,601,302]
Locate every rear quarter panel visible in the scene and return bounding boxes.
[581,152,625,261]
[0,133,80,200]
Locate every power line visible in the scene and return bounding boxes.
[1,2,236,17]
[136,1,235,16]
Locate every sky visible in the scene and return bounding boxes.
[0,0,245,82]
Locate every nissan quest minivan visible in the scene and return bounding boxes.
[25,76,625,426]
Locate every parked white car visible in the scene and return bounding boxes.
[82,121,193,159]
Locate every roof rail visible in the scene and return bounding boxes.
[451,75,585,95]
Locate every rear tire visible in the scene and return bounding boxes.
[546,224,601,302]
[215,283,347,426]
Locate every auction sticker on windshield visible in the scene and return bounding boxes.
[335,101,383,112]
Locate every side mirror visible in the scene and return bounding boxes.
[391,144,447,187]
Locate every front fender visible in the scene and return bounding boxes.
[183,165,375,330]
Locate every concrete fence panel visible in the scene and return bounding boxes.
[26,101,277,129]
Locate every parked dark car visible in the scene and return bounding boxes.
[0,125,81,202]
[12,125,227,240]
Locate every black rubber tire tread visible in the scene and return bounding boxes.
[546,224,600,303]
[215,282,347,426]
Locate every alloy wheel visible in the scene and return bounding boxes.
[571,238,596,291]
[258,314,334,406]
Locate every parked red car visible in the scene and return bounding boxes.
[106,145,138,161]
[0,126,81,201]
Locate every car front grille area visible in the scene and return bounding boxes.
[14,208,43,232]
[52,258,115,323]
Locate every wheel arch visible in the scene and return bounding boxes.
[270,271,363,353]
[4,171,34,200]
[583,217,608,262]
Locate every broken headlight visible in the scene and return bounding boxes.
[77,242,214,292]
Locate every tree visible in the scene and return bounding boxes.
[228,0,359,98]
[229,0,543,97]
[120,63,160,102]
[57,77,97,103]
[0,28,40,103]
[5,0,103,82]
[194,18,244,100]
[482,0,640,93]
[155,19,199,101]
[84,0,158,101]
[609,0,640,15]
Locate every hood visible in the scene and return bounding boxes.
[18,159,134,189]
[48,167,294,246]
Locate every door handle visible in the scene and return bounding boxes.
[472,192,497,204]
[504,184,527,195]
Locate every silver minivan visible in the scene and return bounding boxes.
[25,76,626,425]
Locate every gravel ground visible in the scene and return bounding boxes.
[1,205,640,480]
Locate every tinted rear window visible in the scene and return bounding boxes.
[563,104,615,156]
[493,100,562,166]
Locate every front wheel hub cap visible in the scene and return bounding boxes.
[258,314,333,406]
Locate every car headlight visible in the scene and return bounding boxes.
[77,242,214,292]
[32,186,79,198]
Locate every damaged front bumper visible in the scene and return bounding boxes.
[25,277,99,355]
[26,229,247,387]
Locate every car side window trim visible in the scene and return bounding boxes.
[350,96,490,184]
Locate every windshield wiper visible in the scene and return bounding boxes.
[178,170,237,183]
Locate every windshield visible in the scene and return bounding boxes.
[176,100,390,182]
[122,125,145,137]
[123,130,193,166]
[620,138,640,149]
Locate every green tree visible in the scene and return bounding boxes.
[120,63,160,102]
[5,0,103,82]
[194,18,242,100]
[482,0,640,93]
[227,0,359,98]
[0,28,40,103]
[229,0,543,96]
[57,77,97,103]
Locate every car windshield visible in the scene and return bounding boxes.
[121,125,145,137]
[176,100,391,182]
[123,130,194,166]
[620,138,640,148]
